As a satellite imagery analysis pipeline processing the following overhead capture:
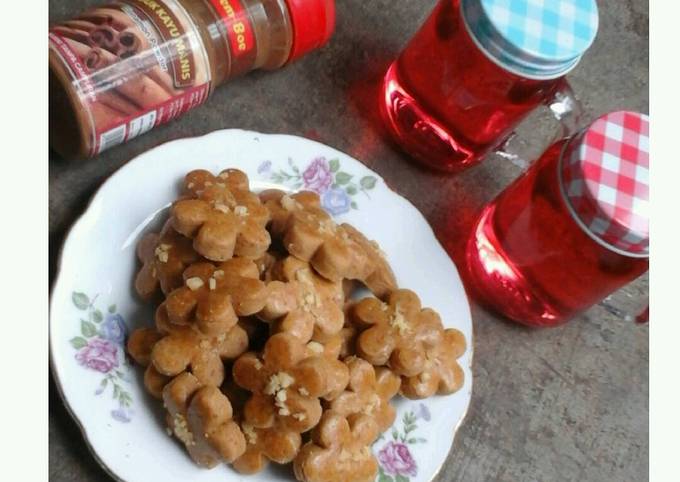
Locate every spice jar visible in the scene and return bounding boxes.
[465,112,649,327]
[49,0,335,158]
[380,0,599,172]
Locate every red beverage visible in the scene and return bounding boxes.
[465,113,649,327]
[380,0,598,172]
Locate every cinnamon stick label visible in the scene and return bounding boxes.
[208,0,256,61]
[48,0,211,156]
[127,0,199,88]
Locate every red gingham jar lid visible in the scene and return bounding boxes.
[560,111,649,257]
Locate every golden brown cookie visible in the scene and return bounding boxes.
[233,423,302,474]
[164,259,267,336]
[171,169,271,261]
[259,189,372,283]
[127,327,170,398]
[327,356,401,433]
[163,372,246,468]
[293,411,379,482]
[134,220,200,301]
[151,304,249,386]
[340,223,398,299]
[259,189,321,239]
[400,327,466,399]
[259,256,345,343]
[232,333,349,434]
[352,289,445,378]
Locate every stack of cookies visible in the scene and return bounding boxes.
[127,168,466,482]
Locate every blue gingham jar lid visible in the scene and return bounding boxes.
[461,0,599,79]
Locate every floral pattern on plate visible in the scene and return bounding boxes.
[258,156,378,215]
[376,404,430,482]
[69,291,133,423]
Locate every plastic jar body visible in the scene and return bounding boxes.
[49,0,294,158]
[465,139,649,327]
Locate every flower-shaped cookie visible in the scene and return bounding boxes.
[134,220,200,301]
[259,189,372,282]
[340,223,397,299]
[232,423,302,474]
[152,303,249,386]
[164,259,267,336]
[327,356,401,433]
[232,333,349,434]
[293,411,379,482]
[400,327,466,399]
[351,289,444,377]
[127,326,169,398]
[171,169,271,261]
[260,256,345,343]
[259,189,321,239]
[163,372,246,468]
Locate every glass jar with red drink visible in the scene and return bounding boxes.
[465,111,649,327]
[381,0,599,172]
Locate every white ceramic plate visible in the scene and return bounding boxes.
[50,129,473,482]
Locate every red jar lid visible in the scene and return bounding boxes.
[560,111,649,256]
[284,0,336,63]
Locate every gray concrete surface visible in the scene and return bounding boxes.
[49,0,649,481]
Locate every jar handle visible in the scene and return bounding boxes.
[495,79,586,170]
[546,79,585,142]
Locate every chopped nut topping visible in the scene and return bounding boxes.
[213,270,224,279]
[209,278,217,291]
[301,292,317,312]
[264,372,295,395]
[242,423,257,445]
[281,194,301,211]
[419,372,432,383]
[292,412,307,421]
[199,340,210,349]
[186,277,204,291]
[266,372,295,417]
[306,341,324,354]
[213,202,230,214]
[172,413,195,446]
[204,181,213,187]
[298,387,310,396]
[389,304,410,335]
[187,182,195,190]
[363,394,381,415]
[295,268,314,286]
[253,359,263,370]
[234,205,248,217]
[154,244,171,263]
[219,172,230,179]
[278,406,291,416]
